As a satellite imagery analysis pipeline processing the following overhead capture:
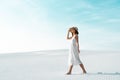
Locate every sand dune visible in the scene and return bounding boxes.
[0,50,120,80]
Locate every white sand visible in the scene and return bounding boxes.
[0,50,120,80]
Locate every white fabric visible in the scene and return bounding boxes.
[68,35,82,66]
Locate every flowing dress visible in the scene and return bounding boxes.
[68,35,82,66]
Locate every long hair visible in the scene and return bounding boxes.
[75,29,79,34]
[71,27,79,36]
[73,27,79,35]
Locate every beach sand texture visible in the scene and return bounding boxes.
[0,50,120,80]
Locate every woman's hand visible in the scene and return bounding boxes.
[68,28,71,32]
[67,28,73,40]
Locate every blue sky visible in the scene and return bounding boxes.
[0,0,120,53]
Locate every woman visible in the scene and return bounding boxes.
[66,27,87,75]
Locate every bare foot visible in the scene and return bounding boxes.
[66,72,71,75]
[83,71,87,74]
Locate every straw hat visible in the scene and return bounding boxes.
[73,27,78,31]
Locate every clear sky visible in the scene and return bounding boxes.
[0,0,120,53]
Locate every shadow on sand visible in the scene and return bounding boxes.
[70,72,120,75]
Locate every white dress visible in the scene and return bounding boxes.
[68,35,82,66]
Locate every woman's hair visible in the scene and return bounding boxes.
[74,29,79,34]
[73,27,79,34]
[70,27,79,36]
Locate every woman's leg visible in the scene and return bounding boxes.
[79,64,87,74]
[66,65,73,75]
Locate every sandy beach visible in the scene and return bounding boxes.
[0,50,120,80]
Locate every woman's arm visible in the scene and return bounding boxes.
[75,35,80,53]
[67,29,72,40]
